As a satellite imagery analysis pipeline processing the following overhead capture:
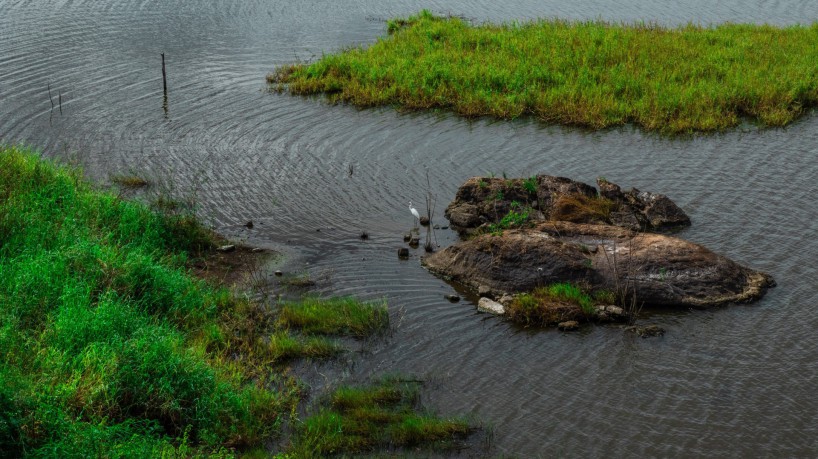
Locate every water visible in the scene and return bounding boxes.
[3,0,818,456]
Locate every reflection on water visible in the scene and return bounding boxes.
[3,0,818,456]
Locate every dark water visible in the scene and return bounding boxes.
[3,0,818,456]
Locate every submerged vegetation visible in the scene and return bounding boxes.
[0,145,469,456]
[285,377,472,456]
[271,10,818,134]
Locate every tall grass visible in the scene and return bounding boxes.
[0,145,469,456]
[0,145,296,455]
[0,146,396,456]
[272,10,818,134]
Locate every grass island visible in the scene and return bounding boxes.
[271,10,818,134]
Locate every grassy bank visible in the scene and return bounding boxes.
[271,10,818,134]
[0,145,467,456]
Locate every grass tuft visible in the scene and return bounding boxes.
[507,282,599,326]
[278,296,389,337]
[550,193,617,224]
[287,378,472,456]
[273,10,818,134]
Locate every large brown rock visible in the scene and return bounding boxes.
[422,222,774,308]
[443,175,690,235]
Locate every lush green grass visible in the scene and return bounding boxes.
[278,296,389,338]
[0,145,410,456]
[507,283,608,326]
[284,378,472,456]
[271,10,818,134]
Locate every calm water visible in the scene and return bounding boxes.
[3,0,818,456]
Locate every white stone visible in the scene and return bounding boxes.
[477,297,505,315]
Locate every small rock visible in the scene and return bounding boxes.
[397,248,409,259]
[444,294,460,302]
[408,236,420,247]
[274,270,283,277]
[419,216,430,226]
[433,224,441,229]
[441,226,449,230]
[251,247,264,253]
[498,294,514,306]
[477,297,505,315]
[359,231,369,240]
[403,233,411,242]
[604,305,626,317]
[478,285,491,297]
[558,320,580,331]
[216,244,236,253]
[636,324,665,338]
[244,220,254,229]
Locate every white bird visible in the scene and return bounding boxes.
[409,201,420,226]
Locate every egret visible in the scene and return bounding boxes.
[409,201,420,227]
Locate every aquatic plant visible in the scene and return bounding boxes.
[285,377,472,456]
[272,10,818,134]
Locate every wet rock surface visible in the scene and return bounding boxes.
[444,175,691,235]
[423,221,775,308]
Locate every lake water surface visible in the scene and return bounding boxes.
[3,0,818,456]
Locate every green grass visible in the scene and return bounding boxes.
[507,283,600,326]
[285,378,472,456]
[278,296,389,338]
[272,10,818,134]
[0,145,428,456]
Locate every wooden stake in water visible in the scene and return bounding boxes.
[161,53,168,96]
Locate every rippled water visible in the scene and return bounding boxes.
[3,0,818,456]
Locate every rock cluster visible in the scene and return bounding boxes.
[425,176,775,310]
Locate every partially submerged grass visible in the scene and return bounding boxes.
[278,296,389,338]
[286,377,472,456]
[272,10,818,134]
[0,145,425,456]
[111,173,149,188]
[507,283,608,326]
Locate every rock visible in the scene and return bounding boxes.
[274,270,283,276]
[359,231,369,240]
[422,221,775,308]
[244,220,254,229]
[403,233,411,242]
[477,297,505,315]
[625,188,691,230]
[444,175,597,235]
[498,294,514,306]
[408,236,420,247]
[433,224,441,229]
[596,178,623,201]
[478,285,492,297]
[595,305,628,322]
[444,294,460,302]
[634,324,665,338]
[397,248,409,259]
[419,216,430,226]
[558,320,580,331]
[251,247,265,253]
[443,175,690,235]
[216,244,236,253]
